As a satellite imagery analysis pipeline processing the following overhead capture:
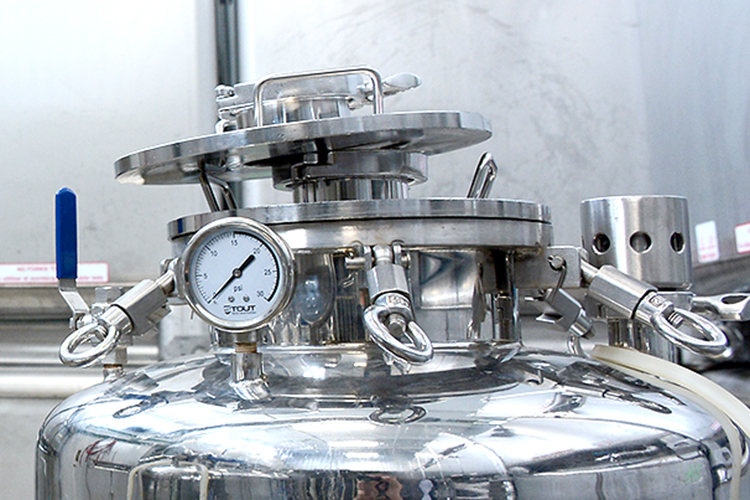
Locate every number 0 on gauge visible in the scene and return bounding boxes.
[179,217,295,331]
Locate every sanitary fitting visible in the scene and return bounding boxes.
[536,252,594,340]
[540,288,594,340]
[230,342,269,401]
[582,261,727,356]
[59,267,176,367]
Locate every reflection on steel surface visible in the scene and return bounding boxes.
[38,345,740,499]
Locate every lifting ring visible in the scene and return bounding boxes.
[650,308,727,357]
[363,303,433,364]
[60,322,122,367]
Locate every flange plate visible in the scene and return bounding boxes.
[168,199,552,251]
[114,111,492,185]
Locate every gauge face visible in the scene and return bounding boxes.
[181,218,294,331]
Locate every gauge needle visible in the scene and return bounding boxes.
[208,254,256,302]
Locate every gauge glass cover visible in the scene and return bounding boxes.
[182,218,294,330]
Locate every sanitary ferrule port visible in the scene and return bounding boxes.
[230,343,269,400]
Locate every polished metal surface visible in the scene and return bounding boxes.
[364,293,434,364]
[59,321,124,368]
[583,262,658,320]
[294,178,410,203]
[692,293,750,322]
[250,67,386,127]
[114,111,492,185]
[466,152,498,199]
[165,202,551,349]
[258,247,508,346]
[57,278,89,325]
[579,197,718,362]
[232,215,545,252]
[37,345,748,499]
[362,245,433,364]
[538,288,593,339]
[513,245,583,290]
[168,199,552,251]
[274,151,428,201]
[170,198,550,233]
[581,196,692,289]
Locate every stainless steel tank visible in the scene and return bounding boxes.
[37,67,750,500]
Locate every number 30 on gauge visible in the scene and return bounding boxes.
[178,217,295,331]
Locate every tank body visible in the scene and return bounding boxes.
[37,343,748,499]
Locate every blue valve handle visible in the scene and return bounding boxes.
[55,187,78,280]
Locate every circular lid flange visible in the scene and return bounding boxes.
[114,111,492,185]
[168,198,552,250]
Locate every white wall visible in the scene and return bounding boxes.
[238,0,653,246]
[4,1,743,278]
[0,1,216,282]
[0,3,217,498]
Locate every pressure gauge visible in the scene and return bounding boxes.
[179,217,295,331]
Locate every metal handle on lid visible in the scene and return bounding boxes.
[380,72,421,96]
[252,66,385,127]
[467,152,498,199]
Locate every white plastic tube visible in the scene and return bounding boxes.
[592,345,750,500]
